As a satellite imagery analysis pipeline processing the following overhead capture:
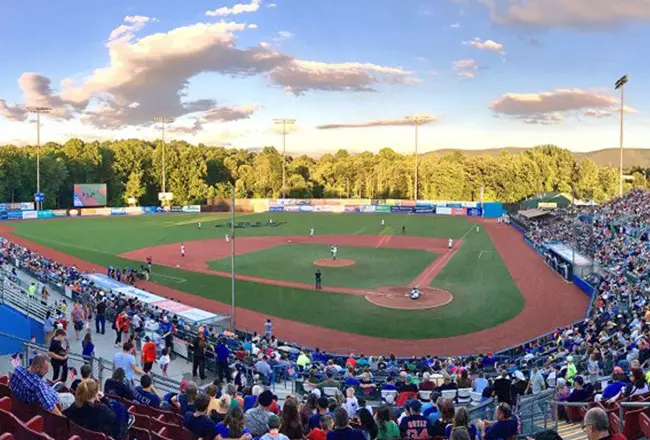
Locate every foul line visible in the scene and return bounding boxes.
[152,272,187,283]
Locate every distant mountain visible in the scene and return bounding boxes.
[424,147,650,168]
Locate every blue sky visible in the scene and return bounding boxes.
[0,0,647,153]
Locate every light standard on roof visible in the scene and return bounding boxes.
[273,118,296,199]
[27,106,52,211]
[615,75,628,198]
[153,117,174,196]
[406,116,430,202]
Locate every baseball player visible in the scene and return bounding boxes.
[198,221,202,229]
[269,218,274,226]
[381,219,385,227]
[331,245,338,260]
[310,227,315,236]
[314,269,322,290]
[476,225,480,233]
[225,234,230,243]
[410,287,421,300]
[448,238,453,250]
[181,243,185,257]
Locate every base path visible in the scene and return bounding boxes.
[0,223,590,356]
[119,235,458,297]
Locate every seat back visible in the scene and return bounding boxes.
[69,422,108,440]
[0,376,9,385]
[419,390,432,402]
[131,412,151,430]
[323,387,338,397]
[0,383,11,399]
[14,415,54,440]
[441,390,458,401]
[151,428,170,440]
[0,397,11,411]
[470,392,482,405]
[639,412,650,439]
[381,390,397,404]
[128,426,151,440]
[10,396,40,423]
[38,408,70,440]
[0,433,15,440]
[609,411,621,434]
[150,417,193,440]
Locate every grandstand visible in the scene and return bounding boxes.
[3,189,650,439]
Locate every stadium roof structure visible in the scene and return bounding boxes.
[518,208,550,219]
[520,192,574,209]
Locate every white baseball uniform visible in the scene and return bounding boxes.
[310,228,315,236]
[181,244,185,256]
[448,238,453,249]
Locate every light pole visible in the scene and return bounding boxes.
[406,116,430,202]
[153,117,174,196]
[27,107,52,210]
[615,75,628,198]
[273,118,295,199]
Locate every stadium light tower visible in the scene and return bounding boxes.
[273,118,296,199]
[27,106,52,211]
[153,117,174,195]
[406,115,430,202]
[615,75,628,198]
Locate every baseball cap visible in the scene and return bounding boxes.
[406,399,422,412]
[268,414,281,427]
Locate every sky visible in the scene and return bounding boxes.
[0,0,648,154]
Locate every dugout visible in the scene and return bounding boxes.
[544,243,595,279]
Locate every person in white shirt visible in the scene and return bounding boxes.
[310,228,315,236]
[180,244,185,257]
[448,238,453,250]
[381,219,385,227]
[198,221,202,229]
[331,245,338,260]
[225,234,230,243]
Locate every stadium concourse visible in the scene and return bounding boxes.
[5,191,650,439]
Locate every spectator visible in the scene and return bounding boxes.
[216,338,230,381]
[71,302,85,341]
[256,355,274,384]
[184,393,221,440]
[399,399,433,439]
[319,371,340,389]
[375,406,399,440]
[444,407,478,440]
[280,397,304,439]
[191,326,209,380]
[583,407,626,440]
[357,408,378,440]
[343,387,359,418]
[491,370,512,405]
[10,354,62,415]
[450,427,471,440]
[457,370,472,389]
[245,389,275,437]
[95,298,107,335]
[63,379,121,440]
[264,414,290,440]
[104,368,134,400]
[141,336,157,374]
[217,406,251,439]
[44,311,56,343]
[113,310,129,347]
[69,364,93,395]
[431,398,454,436]
[327,408,365,440]
[211,394,232,423]
[81,332,95,361]
[310,397,331,430]
[47,328,69,383]
[113,341,144,384]
[477,403,518,440]
[568,376,593,402]
[624,369,648,397]
[308,414,334,440]
[133,374,162,408]
[473,372,489,395]
[176,381,199,414]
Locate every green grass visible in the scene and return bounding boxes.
[208,244,437,289]
[9,213,525,340]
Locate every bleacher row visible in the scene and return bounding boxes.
[0,375,190,440]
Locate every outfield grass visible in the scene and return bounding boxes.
[9,213,525,341]
[208,244,437,289]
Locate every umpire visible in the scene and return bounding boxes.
[314,269,322,290]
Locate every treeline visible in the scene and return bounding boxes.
[0,140,646,208]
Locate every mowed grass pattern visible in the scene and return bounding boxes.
[10,213,524,340]
[208,244,437,289]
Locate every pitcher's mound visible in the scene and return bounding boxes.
[366,286,453,310]
[314,258,356,268]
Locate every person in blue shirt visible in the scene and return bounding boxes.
[601,368,627,401]
[216,339,230,381]
[217,406,250,439]
[327,407,366,440]
[477,403,518,440]
[82,333,95,360]
[10,354,62,415]
[133,374,162,408]
[185,394,221,440]
[309,397,331,430]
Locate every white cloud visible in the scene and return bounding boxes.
[275,30,293,40]
[0,16,415,130]
[317,114,436,130]
[452,59,479,79]
[206,0,261,17]
[478,0,650,29]
[169,105,258,134]
[109,15,153,41]
[464,37,505,54]
[124,15,152,24]
[248,23,258,29]
[267,3,277,7]
[449,23,461,28]
[0,99,26,121]
[489,88,636,123]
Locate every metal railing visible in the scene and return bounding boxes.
[0,273,54,323]
[517,389,557,436]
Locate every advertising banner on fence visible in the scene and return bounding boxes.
[85,273,129,292]
[177,308,220,323]
[111,207,127,216]
[466,208,483,217]
[462,202,478,208]
[81,208,97,216]
[299,205,313,212]
[344,205,360,212]
[284,205,300,212]
[170,206,183,213]
[391,206,414,213]
[142,207,158,214]
[269,205,284,212]
[114,286,167,304]
[67,209,80,217]
[451,208,467,216]
[20,202,35,211]
[375,205,391,213]
[329,205,345,213]
[124,207,142,215]
[416,201,433,207]
[437,207,452,215]
[414,207,434,214]
[359,205,376,213]
[7,211,22,220]
[6,203,22,211]
[182,205,201,213]
[37,210,53,219]
[0,204,5,212]
[312,205,331,213]
[0,211,7,220]
[52,210,68,217]
[96,208,112,216]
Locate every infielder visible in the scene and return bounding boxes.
[198,221,202,229]
[476,225,480,233]
[181,243,185,257]
[309,227,315,236]
[448,238,453,250]
[225,234,230,243]
[331,245,338,260]
[269,218,274,226]
[381,219,385,227]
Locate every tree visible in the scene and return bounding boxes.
[123,170,146,204]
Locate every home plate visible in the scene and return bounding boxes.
[176,264,180,267]
[288,240,292,243]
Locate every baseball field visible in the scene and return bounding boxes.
[0,212,590,355]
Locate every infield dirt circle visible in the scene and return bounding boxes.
[313,258,357,267]
[366,286,453,310]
